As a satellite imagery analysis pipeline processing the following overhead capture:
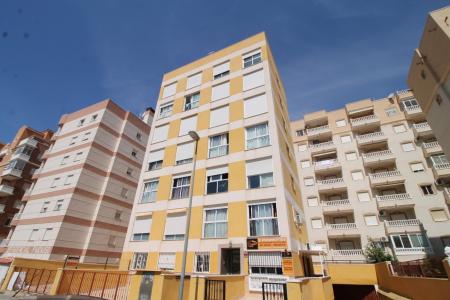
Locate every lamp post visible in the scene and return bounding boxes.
[178,130,200,300]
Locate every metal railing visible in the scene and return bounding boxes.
[350,114,378,125]
[433,163,450,170]
[369,170,401,179]
[330,249,364,256]
[11,267,57,295]
[376,193,411,202]
[362,149,393,159]
[422,141,440,149]
[205,279,225,300]
[413,122,431,130]
[356,131,384,141]
[321,199,350,207]
[394,247,433,255]
[317,178,344,185]
[384,219,420,227]
[262,282,287,300]
[306,125,330,135]
[327,223,357,230]
[404,105,422,112]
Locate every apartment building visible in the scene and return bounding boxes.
[0,126,53,246]
[291,90,450,262]
[408,6,450,159]
[120,33,310,292]
[2,100,152,264]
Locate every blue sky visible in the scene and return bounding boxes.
[0,0,448,142]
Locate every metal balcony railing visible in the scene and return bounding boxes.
[362,150,393,159]
[433,163,450,170]
[376,193,411,202]
[369,170,401,179]
[327,223,357,230]
[330,249,364,256]
[321,199,350,207]
[385,219,420,227]
[317,178,344,185]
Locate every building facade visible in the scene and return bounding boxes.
[0,126,53,247]
[2,100,152,264]
[291,90,450,262]
[408,6,450,159]
[120,33,310,292]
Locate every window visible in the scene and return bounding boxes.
[346,152,357,161]
[159,103,173,118]
[136,132,142,141]
[203,208,227,238]
[402,142,415,152]
[132,216,152,241]
[340,135,351,144]
[351,170,364,181]
[0,204,5,213]
[430,209,448,222]
[391,233,429,249]
[298,144,307,152]
[69,136,78,145]
[244,94,267,118]
[77,119,85,127]
[385,107,398,117]
[73,152,83,162]
[158,253,175,270]
[243,69,264,91]
[246,123,270,150]
[126,168,133,176]
[420,185,434,195]
[206,167,228,194]
[51,177,61,188]
[186,72,202,89]
[152,124,169,143]
[131,252,148,269]
[393,124,406,133]
[248,203,279,236]
[131,149,138,158]
[171,176,190,199]
[304,177,314,186]
[410,162,425,173]
[115,210,123,221]
[185,93,200,111]
[179,115,198,136]
[54,199,64,211]
[336,119,347,127]
[248,252,282,276]
[209,133,228,158]
[300,160,310,169]
[402,98,419,109]
[140,180,159,203]
[29,229,39,241]
[82,132,91,141]
[4,217,12,226]
[121,188,129,199]
[162,82,177,98]
[243,51,261,68]
[41,201,50,213]
[64,174,74,185]
[210,106,229,128]
[194,252,210,273]
[364,215,379,226]
[211,81,230,101]
[42,228,53,241]
[307,197,318,207]
[148,149,164,171]
[108,236,117,247]
[176,142,195,165]
[311,218,323,229]
[246,157,274,189]
[357,191,371,202]
[296,129,305,137]
[61,155,69,165]
[213,61,229,80]
[90,114,98,122]
[164,213,186,240]
[430,154,449,166]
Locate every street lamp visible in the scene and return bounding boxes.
[178,130,200,300]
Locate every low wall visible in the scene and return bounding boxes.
[325,263,378,285]
[287,277,334,300]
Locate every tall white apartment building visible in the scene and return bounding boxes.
[2,100,152,264]
[291,90,450,262]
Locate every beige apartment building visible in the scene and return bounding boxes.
[291,90,450,262]
[120,32,312,293]
[2,100,152,264]
[408,6,450,159]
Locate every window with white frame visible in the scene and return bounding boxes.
[179,115,198,136]
[69,136,78,145]
[351,170,364,181]
[51,177,61,188]
[131,149,138,158]
[430,209,448,222]
[401,142,415,152]
[357,191,371,202]
[430,154,449,167]
[243,69,264,91]
[364,215,378,226]
[402,98,419,109]
[208,133,228,158]
[248,203,279,236]
[246,157,274,189]
[41,201,50,213]
[90,114,98,122]
[393,124,406,133]
[141,180,158,203]
[148,149,164,171]
[346,152,357,161]
[185,93,200,111]
[246,123,270,150]
[298,144,307,152]
[73,152,83,162]
[108,236,117,248]
[171,176,190,199]
[211,81,230,101]
[121,188,129,199]
[307,197,318,207]
[132,216,152,241]
[304,177,314,186]
[115,210,123,221]
[296,129,305,137]
[206,167,228,194]
[136,132,142,141]
[243,51,262,68]
[131,252,148,269]
[203,208,227,238]
[336,119,347,127]
[162,82,177,98]
[300,160,311,169]
[164,213,186,240]
[210,106,229,128]
[158,252,176,270]
[410,162,425,173]
[159,103,173,118]
[175,142,195,165]
[390,233,429,250]
[186,72,202,89]
[340,135,352,143]
[61,155,69,165]
[126,168,133,176]
[311,218,323,229]
[152,124,169,143]
[213,61,230,80]
[29,229,39,241]
[77,119,85,127]
[82,132,91,141]
[54,199,64,211]
[244,94,267,118]
[42,228,53,241]
[194,252,210,273]
[385,107,398,117]
[248,251,282,275]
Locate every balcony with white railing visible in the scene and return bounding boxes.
[369,170,404,186]
[350,114,379,128]
[362,150,394,165]
[384,219,421,234]
[327,223,359,237]
[313,159,340,172]
[18,137,38,148]
[356,131,386,146]
[413,122,433,138]
[393,247,433,256]
[321,199,351,213]
[11,151,31,162]
[376,193,413,209]
[432,163,450,179]
[1,168,23,180]
[444,187,450,205]
[309,140,336,153]
[329,249,365,258]
[306,124,331,137]
[0,184,14,196]
[422,141,442,157]
[403,104,424,119]
[317,177,346,192]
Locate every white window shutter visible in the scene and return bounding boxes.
[187,73,202,89]
[210,106,229,128]
[176,142,195,162]
[243,69,264,91]
[164,213,187,236]
[246,158,273,176]
[213,62,229,77]
[179,115,198,136]
[152,125,169,143]
[212,82,230,101]
[206,166,228,177]
[244,94,268,118]
[162,83,177,98]
[133,217,152,234]
[148,149,164,162]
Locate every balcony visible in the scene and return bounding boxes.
[313,159,340,172]
[403,104,424,120]
[306,125,331,137]
[1,168,23,180]
[384,219,421,234]
[317,178,346,192]
[309,141,336,154]
[18,137,38,148]
[328,249,365,260]
[327,223,359,237]
[432,163,450,179]
[350,114,379,129]
[444,187,450,205]
[356,131,387,146]
[413,122,433,139]
[0,239,10,248]
[376,193,413,209]
[369,170,404,187]
[11,152,31,162]
[0,184,14,196]
[321,199,352,213]
[422,141,442,157]
[393,247,433,256]
[362,150,395,165]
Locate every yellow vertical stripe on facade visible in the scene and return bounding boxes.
[209,251,218,273]
[228,161,246,191]
[196,137,208,161]
[193,168,206,196]
[229,56,241,73]
[167,118,180,139]
[230,76,243,95]
[157,175,172,201]
[197,110,210,131]
[176,77,187,93]
[202,68,213,83]
[163,144,176,167]
[228,201,247,237]
[147,252,159,270]
[229,100,243,122]
[229,127,245,153]
[188,206,203,239]
[200,87,211,105]
[150,211,166,240]
[119,252,132,270]
[172,97,184,114]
